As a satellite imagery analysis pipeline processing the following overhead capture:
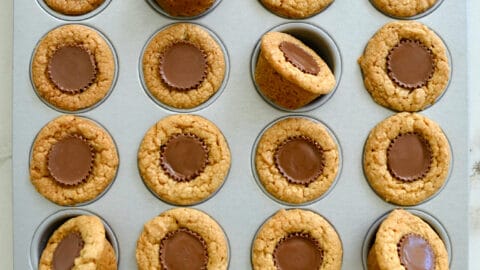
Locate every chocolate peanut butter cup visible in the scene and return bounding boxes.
[52,232,84,270]
[48,45,97,94]
[387,132,432,182]
[273,233,324,270]
[159,228,208,270]
[160,42,207,91]
[47,135,95,186]
[274,136,324,186]
[397,233,435,270]
[279,41,320,75]
[160,133,209,182]
[387,39,434,90]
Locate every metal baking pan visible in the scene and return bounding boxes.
[13,0,468,269]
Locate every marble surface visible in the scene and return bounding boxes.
[0,0,477,269]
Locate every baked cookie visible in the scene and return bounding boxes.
[39,215,117,270]
[358,21,449,112]
[155,0,216,17]
[44,0,105,15]
[138,114,230,205]
[260,0,333,19]
[252,209,342,270]
[255,31,335,110]
[31,24,115,112]
[371,0,438,18]
[30,115,118,206]
[367,209,448,270]
[136,208,228,270]
[255,117,339,204]
[142,23,226,109]
[363,112,450,205]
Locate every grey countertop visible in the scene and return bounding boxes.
[0,0,477,269]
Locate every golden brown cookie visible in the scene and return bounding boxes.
[367,209,448,270]
[30,115,118,206]
[136,208,228,270]
[371,0,438,18]
[252,209,342,270]
[43,0,105,15]
[363,112,450,206]
[155,0,215,17]
[39,215,117,270]
[31,24,115,112]
[138,114,230,205]
[255,117,339,204]
[255,31,335,110]
[142,23,226,110]
[260,0,333,18]
[358,21,450,112]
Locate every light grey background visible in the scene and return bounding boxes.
[1,0,478,269]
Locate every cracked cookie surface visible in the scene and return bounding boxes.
[44,0,105,15]
[30,115,118,206]
[255,117,339,204]
[371,0,438,17]
[358,21,449,112]
[136,208,228,270]
[363,112,450,205]
[138,114,230,205]
[260,0,334,18]
[39,215,117,270]
[142,23,226,109]
[367,209,448,270]
[252,209,342,270]
[32,24,115,111]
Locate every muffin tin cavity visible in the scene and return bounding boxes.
[251,22,342,112]
[362,209,452,270]
[139,22,230,113]
[369,0,445,20]
[146,0,223,20]
[36,0,113,21]
[30,209,120,270]
[30,24,119,114]
[251,115,342,206]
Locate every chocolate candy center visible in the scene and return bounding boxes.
[273,233,323,270]
[387,133,431,181]
[48,45,96,93]
[160,134,208,182]
[48,136,94,186]
[279,41,320,75]
[52,232,84,270]
[275,136,324,185]
[160,42,207,90]
[387,40,434,89]
[159,228,208,270]
[397,234,435,270]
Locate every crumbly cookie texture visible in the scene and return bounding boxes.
[255,117,339,204]
[155,0,215,17]
[44,0,105,15]
[255,32,335,110]
[138,114,230,205]
[252,209,342,270]
[143,23,225,109]
[363,112,450,205]
[39,215,117,270]
[367,209,449,270]
[136,208,228,270]
[261,0,333,18]
[32,24,115,111]
[358,21,449,112]
[30,115,118,206]
[372,0,438,17]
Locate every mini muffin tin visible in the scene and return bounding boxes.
[13,0,468,269]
